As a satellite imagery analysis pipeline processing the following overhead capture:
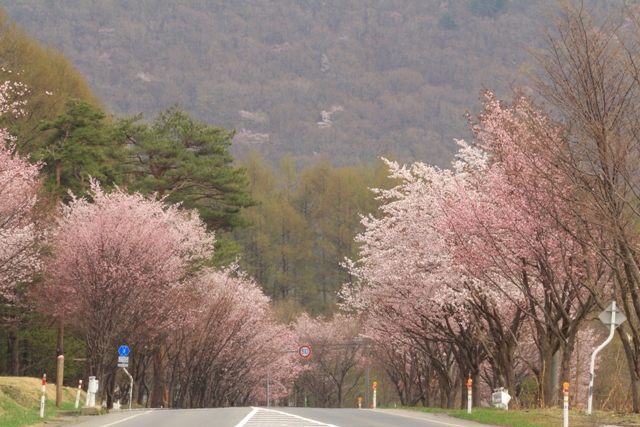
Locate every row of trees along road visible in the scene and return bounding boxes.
[0,7,395,406]
[0,87,305,406]
[342,3,640,412]
[7,0,640,413]
[0,6,99,381]
[0,14,387,405]
[0,13,287,405]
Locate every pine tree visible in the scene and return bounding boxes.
[37,99,120,201]
[118,105,257,230]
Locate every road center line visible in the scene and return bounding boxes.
[234,407,259,427]
[99,411,151,427]
[381,410,479,427]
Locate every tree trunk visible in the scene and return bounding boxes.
[8,329,19,376]
[472,369,481,407]
[538,339,556,408]
[56,160,62,187]
[619,325,640,413]
[151,345,168,408]
[105,372,115,409]
[424,364,432,407]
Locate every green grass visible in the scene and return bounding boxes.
[0,377,84,427]
[0,396,77,427]
[447,407,559,427]
[385,406,640,427]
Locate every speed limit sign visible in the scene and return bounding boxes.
[299,345,312,358]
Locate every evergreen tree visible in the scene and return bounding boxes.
[37,99,120,201]
[233,153,396,313]
[117,105,258,230]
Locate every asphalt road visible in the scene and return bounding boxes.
[73,407,495,427]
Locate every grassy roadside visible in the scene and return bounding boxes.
[0,376,85,427]
[388,406,640,427]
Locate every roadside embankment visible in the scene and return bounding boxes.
[0,376,85,427]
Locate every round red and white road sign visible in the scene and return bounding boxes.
[298,345,312,358]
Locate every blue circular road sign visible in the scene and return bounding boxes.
[118,345,130,357]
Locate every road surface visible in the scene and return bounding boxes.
[73,407,495,427]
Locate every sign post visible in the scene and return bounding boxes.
[467,378,472,414]
[266,346,311,407]
[117,346,132,410]
[122,368,134,410]
[588,302,626,414]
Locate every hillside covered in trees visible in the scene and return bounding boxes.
[0,0,623,167]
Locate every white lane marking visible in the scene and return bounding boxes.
[236,407,341,426]
[261,408,340,426]
[380,410,481,427]
[99,412,151,427]
[234,407,259,427]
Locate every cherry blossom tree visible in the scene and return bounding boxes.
[369,333,432,407]
[294,313,364,408]
[0,137,42,299]
[341,150,496,408]
[438,93,609,407]
[0,76,44,376]
[344,95,608,408]
[165,265,301,407]
[0,76,38,298]
[41,181,214,404]
[0,138,45,377]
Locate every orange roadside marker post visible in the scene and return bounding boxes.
[372,382,377,409]
[563,382,569,427]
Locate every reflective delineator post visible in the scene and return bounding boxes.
[467,378,472,414]
[563,382,569,427]
[358,397,362,409]
[40,374,46,418]
[372,382,377,409]
[75,379,82,409]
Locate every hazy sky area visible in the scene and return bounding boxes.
[0,0,620,167]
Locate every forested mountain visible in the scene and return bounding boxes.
[0,0,622,167]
